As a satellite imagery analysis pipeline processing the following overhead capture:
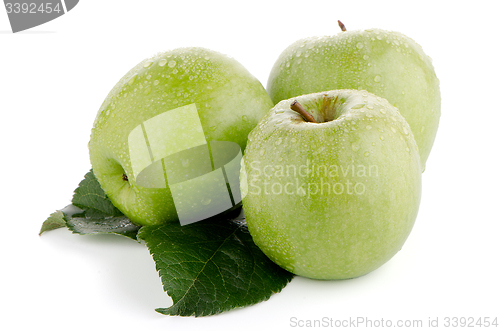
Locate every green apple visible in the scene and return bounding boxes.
[240,89,421,280]
[267,26,440,169]
[89,47,273,226]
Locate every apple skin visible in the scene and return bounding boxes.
[267,29,440,169]
[240,90,421,280]
[89,47,273,226]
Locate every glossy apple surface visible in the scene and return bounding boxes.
[89,47,273,226]
[240,90,421,279]
[267,29,440,169]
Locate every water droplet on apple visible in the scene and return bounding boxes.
[242,115,249,122]
[351,143,360,152]
[168,60,177,68]
[259,149,265,156]
[403,127,409,135]
[128,74,137,86]
[275,138,282,146]
[391,127,397,133]
[374,75,381,83]
[351,103,364,109]
[366,104,374,110]
[158,59,167,67]
[380,135,385,141]
[363,55,370,60]
[356,42,364,49]
[379,108,386,114]
[144,86,152,95]
[291,138,297,143]
[366,125,372,130]
[201,198,211,205]
[182,159,189,167]
[143,61,153,68]
[364,151,370,157]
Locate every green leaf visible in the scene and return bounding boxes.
[39,210,67,235]
[66,215,141,240]
[138,216,294,317]
[65,203,141,240]
[40,170,141,240]
[72,170,123,217]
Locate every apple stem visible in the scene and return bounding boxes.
[290,100,317,123]
[338,20,346,31]
[122,173,128,181]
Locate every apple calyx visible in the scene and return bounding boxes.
[338,20,346,32]
[290,100,317,123]
[122,173,128,182]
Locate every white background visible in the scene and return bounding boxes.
[1,1,499,330]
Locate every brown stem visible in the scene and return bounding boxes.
[122,173,128,181]
[290,100,317,123]
[338,20,346,31]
